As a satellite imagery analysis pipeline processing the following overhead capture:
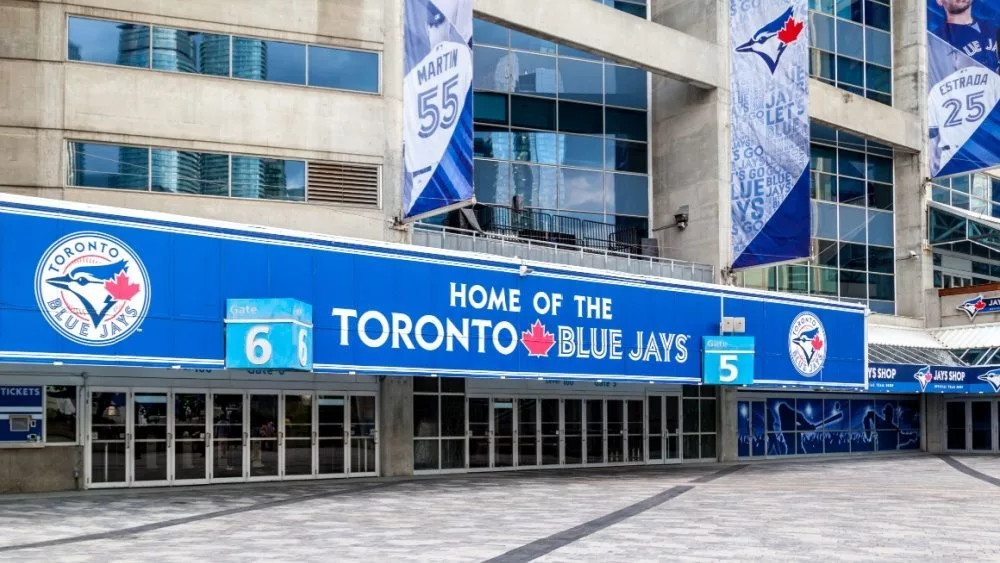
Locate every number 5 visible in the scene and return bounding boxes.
[719,354,739,383]
[246,326,272,365]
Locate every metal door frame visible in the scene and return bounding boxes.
[280,390,316,481]
[171,389,210,485]
[315,392,349,479]
[208,390,249,484]
[347,392,379,477]
[85,387,132,489]
[130,388,172,488]
[645,392,683,464]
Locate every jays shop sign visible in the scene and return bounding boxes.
[0,194,866,387]
[869,363,1000,394]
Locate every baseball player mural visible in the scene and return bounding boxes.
[928,0,1000,177]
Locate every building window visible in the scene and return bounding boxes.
[413,377,467,471]
[67,16,380,94]
[809,0,892,105]
[45,386,78,444]
[736,123,896,314]
[471,18,650,235]
[681,385,717,460]
[68,141,308,202]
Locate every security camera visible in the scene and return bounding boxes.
[909,250,917,258]
[675,212,689,231]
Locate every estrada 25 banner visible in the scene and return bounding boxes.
[402,0,474,220]
[928,0,1000,177]
[729,0,810,269]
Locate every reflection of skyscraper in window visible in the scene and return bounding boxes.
[151,149,200,194]
[232,38,268,81]
[151,28,196,72]
[200,35,231,76]
[67,42,81,61]
[115,146,151,190]
[117,24,150,67]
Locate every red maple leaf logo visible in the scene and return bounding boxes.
[521,320,556,358]
[777,17,803,44]
[976,300,987,310]
[811,335,824,351]
[104,271,141,301]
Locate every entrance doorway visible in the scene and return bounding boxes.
[86,389,378,488]
[945,399,997,453]
[647,393,682,463]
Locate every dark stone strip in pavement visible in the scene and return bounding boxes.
[688,464,745,483]
[0,481,398,553]
[938,455,1000,487]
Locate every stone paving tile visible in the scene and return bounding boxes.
[951,455,1000,481]
[1,456,998,562]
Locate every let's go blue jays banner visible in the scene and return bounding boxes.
[402,0,474,220]
[729,0,810,269]
[0,194,866,388]
[869,362,1000,394]
[928,0,1000,177]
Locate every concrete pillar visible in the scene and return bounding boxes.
[924,394,944,453]
[378,376,413,477]
[717,386,739,462]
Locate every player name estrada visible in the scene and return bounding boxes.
[937,71,990,95]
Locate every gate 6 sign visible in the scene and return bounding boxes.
[702,336,755,385]
[225,298,313,371]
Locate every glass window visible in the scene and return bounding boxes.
[512,52,558,97]
[811,0,835,14]
[69,142,149,190]
[45,386,77,443]
[839,177,866,206]
[511,29,556,54]
[840,270,867,299]
[559,168,605,213]
[868,245,894,274]
[868,181,893,210]
[606,139,647,173]
[308,45,379,92]
[814,201,838,239]
[562,134,605,169]
[867,210,894,246]
[839,205,867,243]
[869,273,894,300]
[604,64,647,109]
[864,0,891,31]
[414,395,439,437]
[810,49,836,82]
[839,242,868,270]
[473,18,509,47]
[473,46,513,92]
[836,0,864,23]
[559,58,604,104]
[810,13,835,52]
[512,163,559,209]
[811,144,837,173]
[232,37,306,85]
[474,126,512,159]
[812,172,836,201]
[473,92,509,125]
[866,64,892,94]
[68,17,150,68]
[836,56,864,88]
[867,155,893,183]
[151,28,230,76]
[559,44,601,61]
[606,107,647,142]
[512,131,558,165]
[606,173,649,217]
[230,156,305,201]
[812,266,839,295]
[865,28,891,67]
[836,19,865,60]
[510,95,556,130]
[817,239,839,267]
[559,101,603,135]
[473,159,512,204]
[838,149,866,178]
[151,149,229,196]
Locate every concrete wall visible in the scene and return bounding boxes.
[0,446,81,493]
[0,0,406,243]
[924,394,944,453]
[378,376,413,477]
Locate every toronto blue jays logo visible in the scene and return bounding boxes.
[956,295,1000,320]
[787,312,826,377]
[978,369,1000,392]
[34,232,150,346]
[914,365,933,392]
[734,6,804,73]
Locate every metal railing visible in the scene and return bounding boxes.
[413,223,714,283]
[473,204,645,255]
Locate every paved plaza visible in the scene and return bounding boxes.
[1,455,999,561]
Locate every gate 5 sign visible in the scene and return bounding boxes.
[702,336,755,385]
[225,299,313,371]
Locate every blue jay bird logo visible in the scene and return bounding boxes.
[956,295,993,320]
[35,232,150,347]
[979,369,1000,393]
[735,7,804,74]
[914,365,933,392]
[788,312,827,377]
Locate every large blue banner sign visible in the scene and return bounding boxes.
[729,0,810,269]
[402,0,474,220]
[928,0,1000,177]
[0,194,866,387]
[869,362,1000,394]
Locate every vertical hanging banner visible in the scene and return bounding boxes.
[729,0,810,269]
[928,1,1000,178]
[402,0,475,221]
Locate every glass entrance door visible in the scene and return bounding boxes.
[971,401,994,451]
[133,391,169,484]
[317,395,346,476]
[173,392,208,482]
[493,398,514,468]
[586,399,605,464]
[89,391,129,487]
[626,399,644,462]
[517,398,538,467]
[564,399,583,465]
[249,393,279,479]
[468,397,490,468]
[666,394,681,460]
[607,400,625,463]
[284,393,313,478]
[349,395,377,475]
[647,394,682,463]
[540,399,560,465]
[211,393,245,481]
[946,401,968,451]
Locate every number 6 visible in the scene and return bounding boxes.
[246,326,272,365]
[298,328,309,367]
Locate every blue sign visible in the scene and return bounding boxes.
[225,299,313,371]
[956,294,1000,320]
[0,386,43,443]
[869,363,1000,394]
[702,336,755,385]
[927,1,1000,177]
[402,0,474,219]
[730,0,810,269]
[0,194,867,387]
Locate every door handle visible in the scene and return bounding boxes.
[312,431,317,447]
[205,432,212,446]
[126,433,131,449]
[167,432,173,448]
[278,431,284,447]
[243,432,248,447]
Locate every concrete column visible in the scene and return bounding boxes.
[924,394,944,453]
[717,386,739,462]
[378,376,413,477]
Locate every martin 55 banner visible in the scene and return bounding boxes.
[0,195,866,388]
[402,0,474,220]
[928,0,1000,177]
[729,0,810,269]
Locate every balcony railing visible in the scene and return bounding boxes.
[471,204,646,255]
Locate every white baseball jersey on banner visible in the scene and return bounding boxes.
[928,65,1000,172]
